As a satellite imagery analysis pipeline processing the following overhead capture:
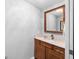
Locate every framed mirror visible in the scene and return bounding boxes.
[44,5,65,34]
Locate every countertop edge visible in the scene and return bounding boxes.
[34,37,65,49]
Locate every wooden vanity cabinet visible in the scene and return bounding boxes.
[34,39,65,59]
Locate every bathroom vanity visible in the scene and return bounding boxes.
[34,4,65,59]
[34,37,65,59]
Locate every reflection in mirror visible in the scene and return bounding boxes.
[60,21,64,31]
[44,5,65,33]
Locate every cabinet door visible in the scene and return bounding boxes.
[38,44,45,59]
[46,48,64,59]
[35,39,45,59]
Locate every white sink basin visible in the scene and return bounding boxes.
[47,39,55,43]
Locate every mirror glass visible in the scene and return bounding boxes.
[44,5,65,33]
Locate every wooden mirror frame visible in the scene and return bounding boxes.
[44,5,65,34]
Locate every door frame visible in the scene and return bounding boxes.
[65,0,74,59]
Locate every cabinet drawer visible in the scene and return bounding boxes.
[53,45,65,54]
[41,41,54,49]
[48,48,61,56]
[47,48,64,59]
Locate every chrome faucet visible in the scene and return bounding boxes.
[51,34,54,40]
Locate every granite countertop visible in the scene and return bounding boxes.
[34,36,65,48]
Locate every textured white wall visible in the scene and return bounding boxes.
[5,0,41,59]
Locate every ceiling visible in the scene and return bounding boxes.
[25,0,64,10]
